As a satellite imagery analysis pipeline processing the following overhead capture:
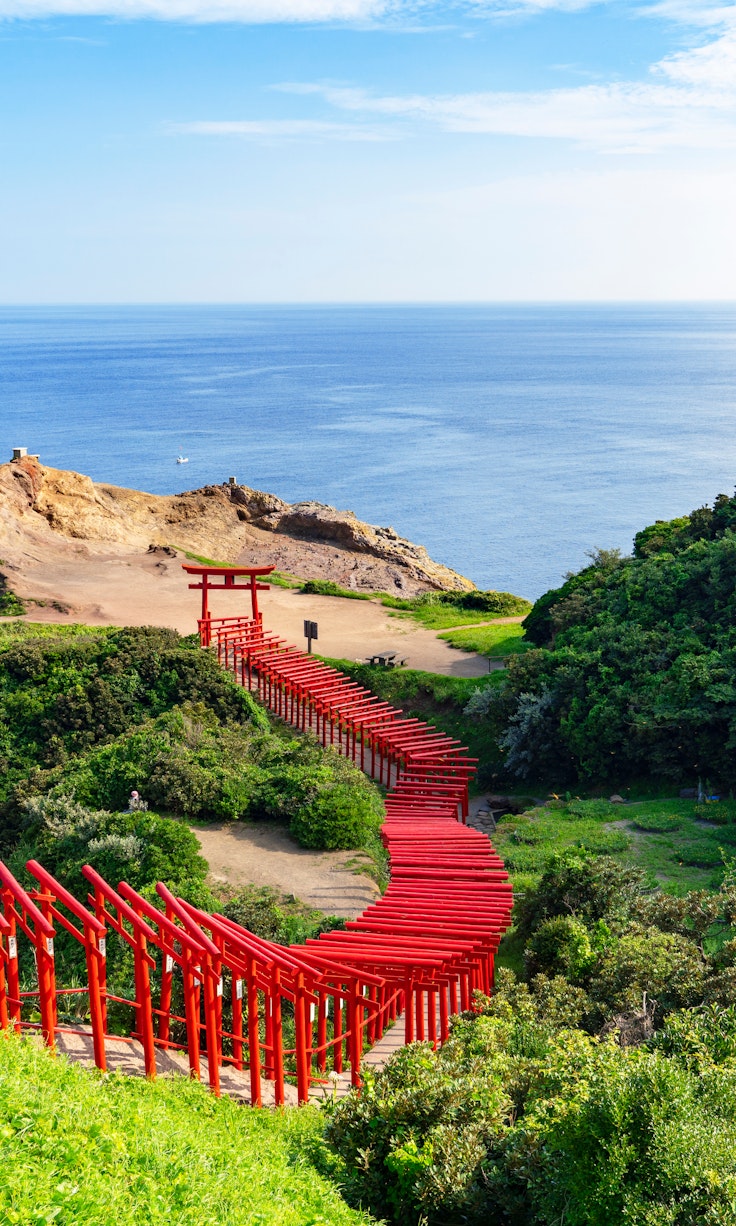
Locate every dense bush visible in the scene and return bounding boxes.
[327,1006,736,1226]
[512,850,736,1027]
[474,491,736,787]
[36,710,383,851]
[383,589,531,617]
[0,626,256,804]
[0,626,385,856]
[220,883,345,944]
[515,848,646,939]
[325,846,736,1225]
[10,793,208,900]
[325,1040,510,1225]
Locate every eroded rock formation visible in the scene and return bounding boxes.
[0,457,473,598]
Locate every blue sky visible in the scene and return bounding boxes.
[1,0,734,301]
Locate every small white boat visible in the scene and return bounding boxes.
[176,454,189,464]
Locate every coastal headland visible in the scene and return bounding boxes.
[0,454,488,675]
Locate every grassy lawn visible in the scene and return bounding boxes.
[384,603,530,631]
[493,796,736,901]
[385,605,512,630]
[0,1035,371,1226]
[437,622,530,656]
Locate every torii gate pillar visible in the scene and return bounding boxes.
[182,564,275,645]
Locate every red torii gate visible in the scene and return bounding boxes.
[182,564,275,647]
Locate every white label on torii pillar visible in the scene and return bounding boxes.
[98,939,106,959]
[165,955,174,974]
[235,979,243,1000]
[46,938,54,956]
[216,978,223,997]
[8,937,17,960]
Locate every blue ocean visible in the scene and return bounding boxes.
[2,303,736,599]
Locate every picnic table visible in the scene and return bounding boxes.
[367,650,407,668]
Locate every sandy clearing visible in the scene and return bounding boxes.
[6,546,493,676]
[192,822,381,920]
[193,796,496,919]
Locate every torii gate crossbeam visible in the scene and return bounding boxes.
[182,564,275,645]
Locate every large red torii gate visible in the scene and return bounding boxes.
[182,564,275,646]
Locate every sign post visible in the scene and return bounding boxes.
[304,620,318,654]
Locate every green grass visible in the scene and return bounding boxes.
[319,658,507,788]
[0,621,114,648]
[383,602,529,631]
[492,796,736,899]
[300,580,371,600]
[0,592,26,617]
[437,622,530,657]
[176,549,301,588]
[0,1034,371,1226]
[267,571,304,589]
[177,548,232,567]
[384,604,509,630]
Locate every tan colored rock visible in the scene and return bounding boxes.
[0,457,473,597]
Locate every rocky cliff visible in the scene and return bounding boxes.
[0,457,473,597]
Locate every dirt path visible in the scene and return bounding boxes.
[6,547,492,677]
[192,822,381,919]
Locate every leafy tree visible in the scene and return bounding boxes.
[485,490,736,787]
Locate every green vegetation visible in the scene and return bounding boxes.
[0,1034,372,1226]
[491,796,736,898]
[178,549,301,588]
[0,592,26,617]
[301,579,371,600]
[476,491,736,789]
[325,849,736,1225]
[322,658,507,787]
[327,1000,736,1226]
[438,621,529,657]
[381,588,531,630]
[0,624,384,865]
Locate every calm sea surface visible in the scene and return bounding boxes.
[2,303,736,599]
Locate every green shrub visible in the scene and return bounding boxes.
[516,850,646,939]
[695,800,736,825]
[676,842,726,868]
[15,794,208,899]
[289,782,380,851]
[301,579,370,600]
[325,1004,736,1226]
[589,924,706,1020]
[632,812,684,832]
[18,698,384,852]
[221,884,345,944]
[325,1041,509,1226]
[525,916,597,982]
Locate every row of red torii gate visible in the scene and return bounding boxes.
[0,564,512,1105]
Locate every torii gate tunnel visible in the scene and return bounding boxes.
[0,564,512,1105]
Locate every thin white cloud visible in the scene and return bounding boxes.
[0,0,609,21]
[175,118,395,139]
[657,26,736,85]
[0,0,387,20]
[275,20,736,152]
